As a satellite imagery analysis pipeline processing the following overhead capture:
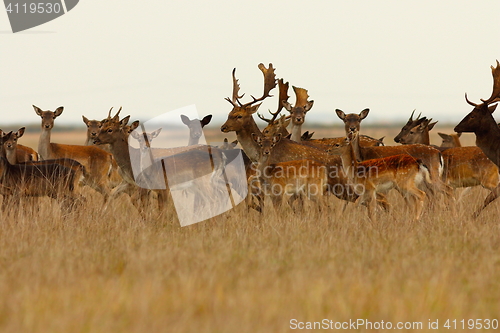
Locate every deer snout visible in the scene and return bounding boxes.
[221,125,229,133]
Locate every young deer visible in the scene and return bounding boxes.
[335,108,451,199]
[328,134,430,222]
[0,152,82,213]
[393,110,426,144]
[248,133,328,212]
[2,127,27,164]
[398,114,500,217]
[180,114,212,146]
[438,132,462,148]
[0,128,38,162]
[34,105,119,202]
[130,128,162,172]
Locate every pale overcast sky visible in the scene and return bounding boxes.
[1,1,499,128]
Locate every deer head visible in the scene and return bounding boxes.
[2,127,25,152]
[181,114,212,144]
[438,132,462,148]
[33,105,64,130]
[455,60,500,134]
[221,63,277,133]
[394,110,427,143]
[262,115,291,137]
[335,108,369,139]
[94,109,133,145]
[251,133,282,157]
[399,118,437,145]
[131,128,162,152]
[282,86,313,126]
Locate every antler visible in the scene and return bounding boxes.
[277,78,289,113]
[225,68,245,107]
[257,78,290,124]
[481,60,500,105]
[292,86,310,107]
[240,63,277,108]
[465,93,478,107]
[409,109,420,122]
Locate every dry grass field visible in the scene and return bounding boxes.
[1,126,499,332]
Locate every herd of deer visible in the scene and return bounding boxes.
[0,60,499,222]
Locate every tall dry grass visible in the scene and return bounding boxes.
[0,126,498,332]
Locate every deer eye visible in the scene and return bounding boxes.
[107,128,113,133]
[237,115,243,119]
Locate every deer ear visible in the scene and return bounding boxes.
[82,115,89,125]
[33,105,42,116]
[248,103,262,115]
[231,140,238,147]
[273,133,282,144]
[335,109,346,121]
[304,100,314,112]
[201,115,212,127]
[122,115,131,126]
[16,127,25,138]
[428,121,438,131]
[282,100,293,112]
[130,121,140,132]
[359,108,370,120]
[437,132,449,140]
[489,104,498,113]
[54,107,64,117]
[251,132,260,143]
[151,128,162,138]
[180,115,190,125]
[456,132,462,137]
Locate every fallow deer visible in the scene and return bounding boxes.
[220,63,366,204]
[455,60,500,168]
[180,114,212,146]
[438,132,462,148]
[248,133,328,212]
[0,133,82,213]
[328,134,430,222]
[398,114,500,217]
[394,110,426,144]
[283,86,314,142]
[34,105,119,202]
[0,128,38,162]
[335,108,451,199]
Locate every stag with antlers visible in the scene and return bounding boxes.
[455,60,500,168]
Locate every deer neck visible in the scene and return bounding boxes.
[235,118,262,162]
[255,153,272,186]
[188,137,199,146]
[420,130,431,145]
[474,120,500,167]
[290,123,302,142]
[5,148,17,165]
[38,127,53,160]
[339,143,358,183]
[350,134,363,162]
[106,134,135,182]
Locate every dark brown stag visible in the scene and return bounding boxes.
[455,60,500,168]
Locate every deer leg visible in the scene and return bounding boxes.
[473,185,500,218]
